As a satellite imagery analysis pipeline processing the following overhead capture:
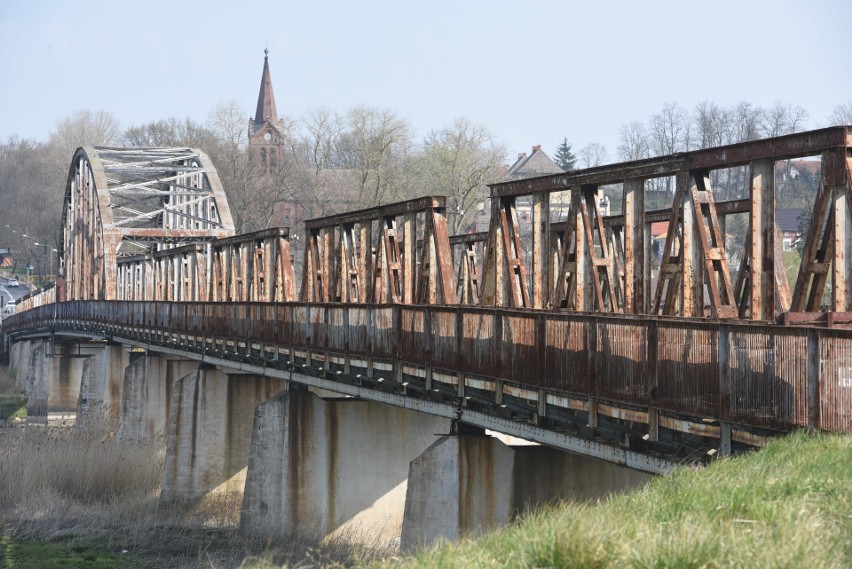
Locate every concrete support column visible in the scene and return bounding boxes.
[400,435,515,552]
[9,340,29,391]
[400,436,653,553]
[23,339,51,421]
[18,339,90,424]
[160,368,285,504]
[117,355,199,444]
[77,344,130,433]
[240,389,450,542]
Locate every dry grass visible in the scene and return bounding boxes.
[0,371,393,568]
[0,424,356,568]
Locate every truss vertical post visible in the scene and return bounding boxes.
[573,191,587,311]
[300,228,320,302]
[829,149,852,311]
[681,174,699,316]
[531,193,550,308]
[623,178,645,314]
[402,212,416,303]
[359,221,373,303]
[749,159,776,320]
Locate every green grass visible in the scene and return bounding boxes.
[371,431,851,569]
[0,532,135,569]
[0,394,26,420]
[0,364,25,420]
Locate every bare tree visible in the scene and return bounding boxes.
[122,117,218,148]
[207,101,296,233]
[0,136,60,278]
[336,106,414,208]
[760,101,808,137]
[730,101,763,143]
[417,117,506,234]
[648,102,691,156]
[693,101,730,149]
[828,100,852,126]
[50,109,122,151]
[287,107,344,219]
[617,121,650,161]
[577,142,608,168]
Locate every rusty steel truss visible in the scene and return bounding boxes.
[115,228,294,302]
[61,147,234,301]
[7,127,852,463]
[482,126,852,323]
[59,128,852,325]
[300,196,457,304]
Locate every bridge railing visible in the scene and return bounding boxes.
[10,284,56,313]
[5,300,849,434]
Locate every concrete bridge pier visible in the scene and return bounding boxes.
[159,367,285,504]
[76,343,130,432]
[116,354,199,444]
[240,388,451,543]
[399,431,653,553]
[8,339,29,392]
[15,339,93,423]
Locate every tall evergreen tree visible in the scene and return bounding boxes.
[554,137,577,171]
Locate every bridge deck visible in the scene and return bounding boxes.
[6,300,850,441]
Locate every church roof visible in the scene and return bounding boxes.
[253,49,282,131]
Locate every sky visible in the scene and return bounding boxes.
[1,0,851,161]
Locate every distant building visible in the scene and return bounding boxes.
[247,50,298,229]
[504,145,564,180]
[776,208,803,251]
[248,49,286,174]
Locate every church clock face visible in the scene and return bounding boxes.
[264,132,271,141]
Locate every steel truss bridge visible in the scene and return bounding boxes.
[4,130,852,474]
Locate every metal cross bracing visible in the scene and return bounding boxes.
[115,228,295,303]
[299,196,457,305]
[60,147,235,301]
[450,232,487,305]
[483,126,852,324]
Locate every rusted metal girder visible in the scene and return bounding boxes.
[209,228,295,302]
[480,197,533,308]
[300,196,457,304]
[61,147,234,301]
[115,227,295,302]
[489,127,851,197]
[483,128,851,318]
[450,232,488,305]
[548,186,623,312]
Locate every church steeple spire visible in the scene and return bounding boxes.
[253,49,280,130]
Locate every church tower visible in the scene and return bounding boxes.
[248,49,285,176]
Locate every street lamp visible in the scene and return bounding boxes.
[33,242,58,285]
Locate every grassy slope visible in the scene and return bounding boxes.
[374,431,850,569]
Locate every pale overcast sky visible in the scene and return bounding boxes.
[1,0,850,160]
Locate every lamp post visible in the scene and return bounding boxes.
[33,242,58,284]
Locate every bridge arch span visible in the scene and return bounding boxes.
[60,147,235,300]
